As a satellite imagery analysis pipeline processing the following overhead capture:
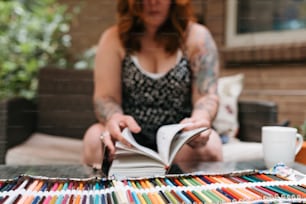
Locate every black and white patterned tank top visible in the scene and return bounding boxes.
[121,51,192,150]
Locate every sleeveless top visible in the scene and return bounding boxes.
[121,51,193,150]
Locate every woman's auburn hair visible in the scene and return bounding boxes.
[117,0,195,54]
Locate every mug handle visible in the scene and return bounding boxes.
[295,133,304,155]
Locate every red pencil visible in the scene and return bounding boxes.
[221,187,242,201]
[185,190,202,203]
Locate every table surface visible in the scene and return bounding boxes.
[1,159,306,179]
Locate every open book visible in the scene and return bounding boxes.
[108,123,208,177]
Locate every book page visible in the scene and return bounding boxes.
[119,128,163,163]
[168,127,208,165]
[156,123,191,164]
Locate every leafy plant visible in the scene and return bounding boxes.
[74,46,96,70]
[299,120,306,141]
[0,0,78,99]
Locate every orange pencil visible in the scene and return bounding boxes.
[78,182,84,190]
[256,174,274,182]
[148,192,159,204]
[221,187,242,201]
[75,194,81,204]
[170,190,184,203]
[185,190,202,203]
[172,178,184,186]
[203,175,216,184]
[34,180,44,191]
[139,180,148,189]
[56,182,64,191]
[280,185,306,197]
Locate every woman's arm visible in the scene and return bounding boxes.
[93,26,124,123]
[184,23,219,130]
[93,26,141,154]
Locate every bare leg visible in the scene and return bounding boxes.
[174,130,223,171]
[82,123,105,166]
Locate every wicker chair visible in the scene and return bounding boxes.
[0,67,278,164]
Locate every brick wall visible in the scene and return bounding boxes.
[205,0,306,127]
[61,0,306,127]
[59,0,116,55]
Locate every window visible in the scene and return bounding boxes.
[226,0,306,48]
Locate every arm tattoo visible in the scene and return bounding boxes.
[191,29,219,95]
[94,97,123,123]
[194,97,218,120]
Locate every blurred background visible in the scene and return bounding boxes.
[1,0,306,134]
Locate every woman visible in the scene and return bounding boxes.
[82,0,223,169]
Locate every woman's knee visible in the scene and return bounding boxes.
[204,130,223,161]
[84,123,103,140]
[82,123,104,164]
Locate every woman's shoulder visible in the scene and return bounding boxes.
[97,25,125,58]
[101,25,119,39]
[185,22,216,56]
[186,22,212,46]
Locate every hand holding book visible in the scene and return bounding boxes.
[108,123,209,177]
[180,116,212,148]
[100,113,142,158]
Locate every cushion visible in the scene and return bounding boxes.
[5,133,83,165]
[222,138,263,162]
[213,74,244,139]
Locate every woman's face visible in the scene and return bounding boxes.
[141,0,172,29]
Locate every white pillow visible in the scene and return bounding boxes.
[213,74,244,139]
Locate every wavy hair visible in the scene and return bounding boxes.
[117,0,195,54]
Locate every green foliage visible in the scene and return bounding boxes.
[74,46,96,70]
[299,120,306,140]
[0,0,76,99]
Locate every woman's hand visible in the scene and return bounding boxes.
[180,116,211,148]
[101,113,141,159]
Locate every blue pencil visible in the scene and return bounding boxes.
[131,190,141,204]
[175,190,192,204]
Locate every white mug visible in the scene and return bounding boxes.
[262,126,303,169]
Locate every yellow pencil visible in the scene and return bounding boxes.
[137,192,147,204]
[153,191,166,204]
[49,195,57,204]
